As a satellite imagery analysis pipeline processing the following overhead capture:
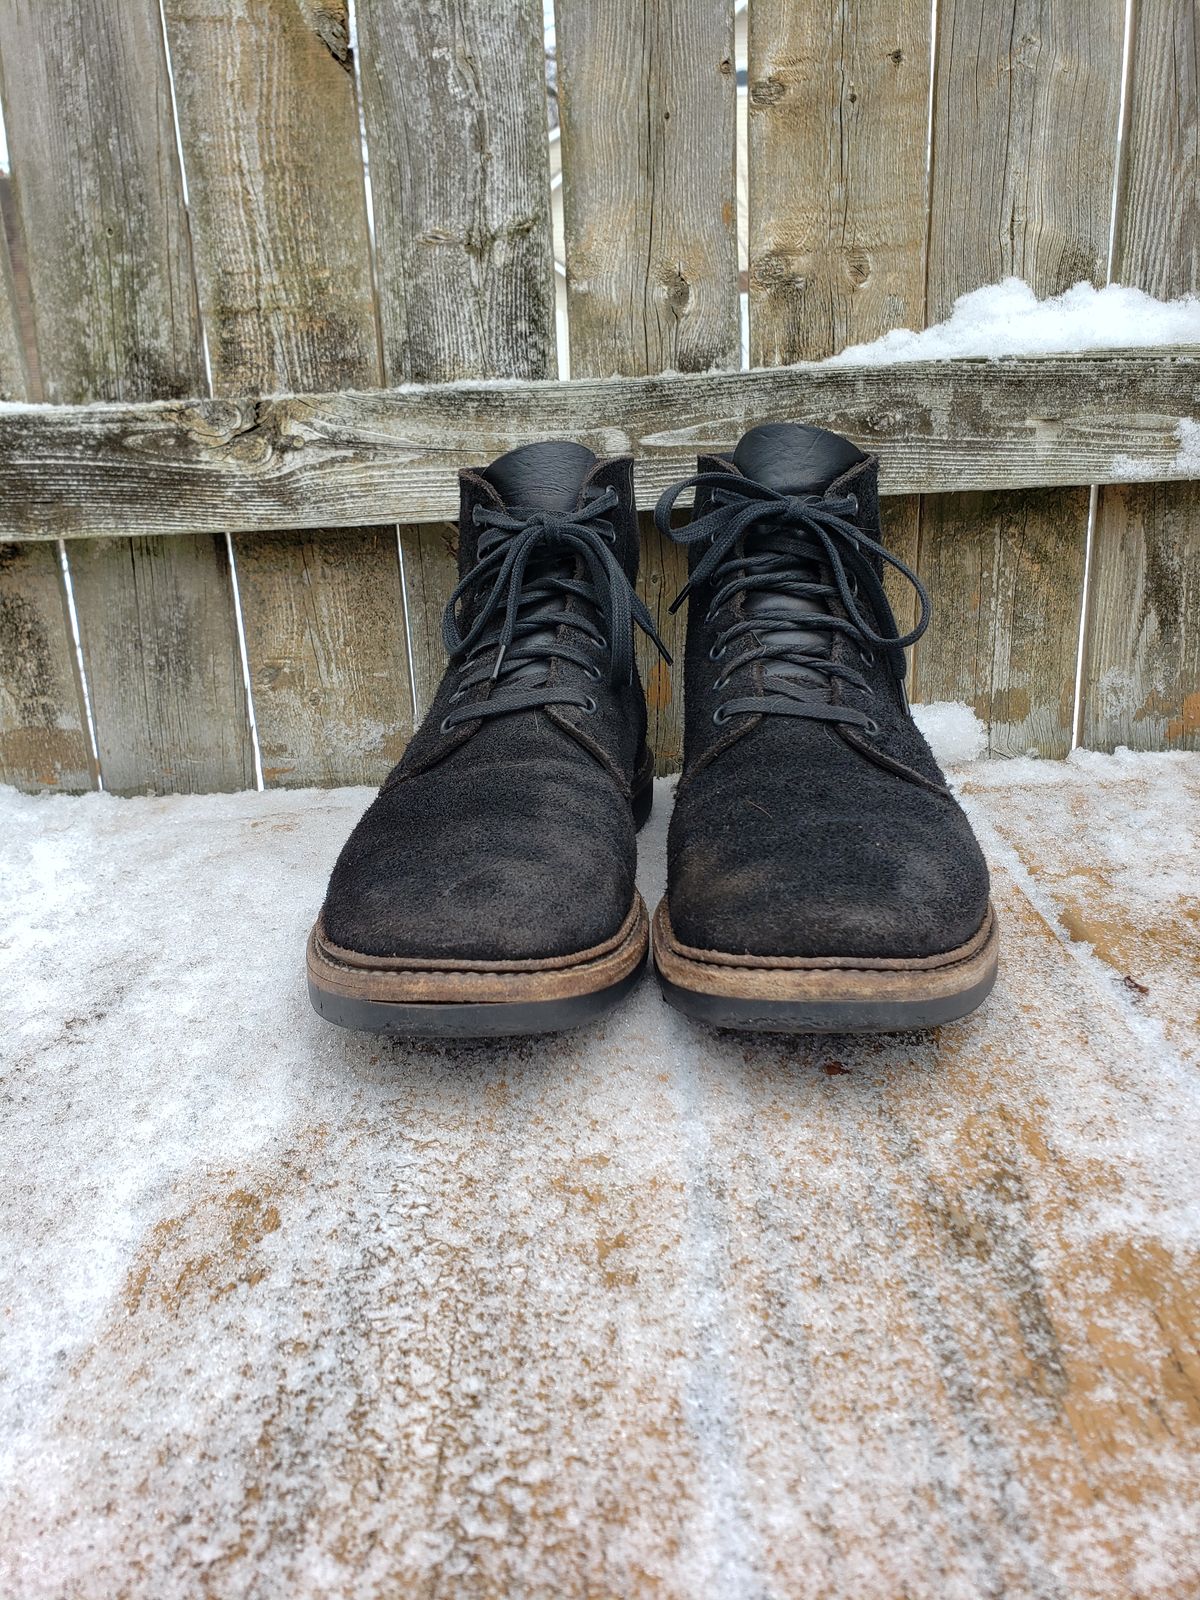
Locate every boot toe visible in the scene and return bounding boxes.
[322,758,636,962]
[668,753,991,961]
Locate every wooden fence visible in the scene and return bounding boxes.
[0,0,1196,794]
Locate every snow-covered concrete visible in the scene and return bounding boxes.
[2,729,1199,1599]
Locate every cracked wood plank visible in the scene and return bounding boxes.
[354,0,556,717]
[746,0,929,635]
[915,0,1125,755]
[557,0,739,772]
[162,0,413,788]
[0,0,253,794]
[1083,0,1200,752]
[912,488,1083,754]
[0,351,1197,540]
[0,171,94,791]
[355,0,554,388]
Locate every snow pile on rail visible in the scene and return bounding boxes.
[824,278,1200,365]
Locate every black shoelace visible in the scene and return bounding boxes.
[654,472,930,732]
[440,486,669,732]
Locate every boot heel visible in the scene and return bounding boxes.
[633,779,654,831]
[631,747,655,831]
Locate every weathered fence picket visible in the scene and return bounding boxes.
[746,0,929,635]
[161,0,413,790]
[1083,0,1200,752]
[747,0,931,366]
[914,0,1125,759]
[0,0,253,795]
[556,0,740,773]
[355,0,556,718]
[0,0,1196,794]
[0,200,95,793]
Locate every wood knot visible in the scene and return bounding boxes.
[750,248,807,296]
[660,266,692,317]
[844,247,871,287]
[750,76,786,107]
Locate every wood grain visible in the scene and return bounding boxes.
[746,0,928,637]
[0,194,29,404]
[0,539,95,791]
[927,0,1123,308]
[0,0,252,794]
[557,0,739,771]
[401,520,461,722]
[0,351,1196,540]
[354,0,556,718]
[918,0,1125,755]
[162,0,413,787]
[1083,0,1200,751]
[67,534,254,794]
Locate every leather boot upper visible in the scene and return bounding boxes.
[660,424,992,961]
[321,445,659,961]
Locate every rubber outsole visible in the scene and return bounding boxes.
[652,899,1000,1035]
[308,951,648,1037]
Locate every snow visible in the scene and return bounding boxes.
[822,278,1200,366]
[912,699,988,765]
[2,736,1199,1598]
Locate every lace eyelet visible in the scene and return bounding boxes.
[846,494,859,514]
[862,717,880,737]
[439,714,457,735]
[448,687,468,704]
[708,641,727,661]
[859,649,875,667]
[581,695,598,715]
[582,662,602,681]
[712,705,733,726]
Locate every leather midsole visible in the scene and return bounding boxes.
[308,894,650,1006]
[652,900,999,1003]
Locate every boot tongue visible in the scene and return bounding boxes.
[729,424,866,699]
[482,440,597,511]
[732,422,864,495]
[473,441,600,694]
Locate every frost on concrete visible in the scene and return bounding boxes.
[822,278,1200,366]
[1,735,1199,1600]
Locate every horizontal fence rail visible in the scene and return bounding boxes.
[1,350,1197,540]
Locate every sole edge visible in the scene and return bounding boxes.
[308,894,650,1038]
[652,900,1000,1035]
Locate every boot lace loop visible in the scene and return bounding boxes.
[440,486,669,731]
[655,471,930,730]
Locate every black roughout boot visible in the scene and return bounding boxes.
[651,422,998,1033]
[307,441,666,1037]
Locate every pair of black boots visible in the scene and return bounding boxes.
[307,424,998,1037]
